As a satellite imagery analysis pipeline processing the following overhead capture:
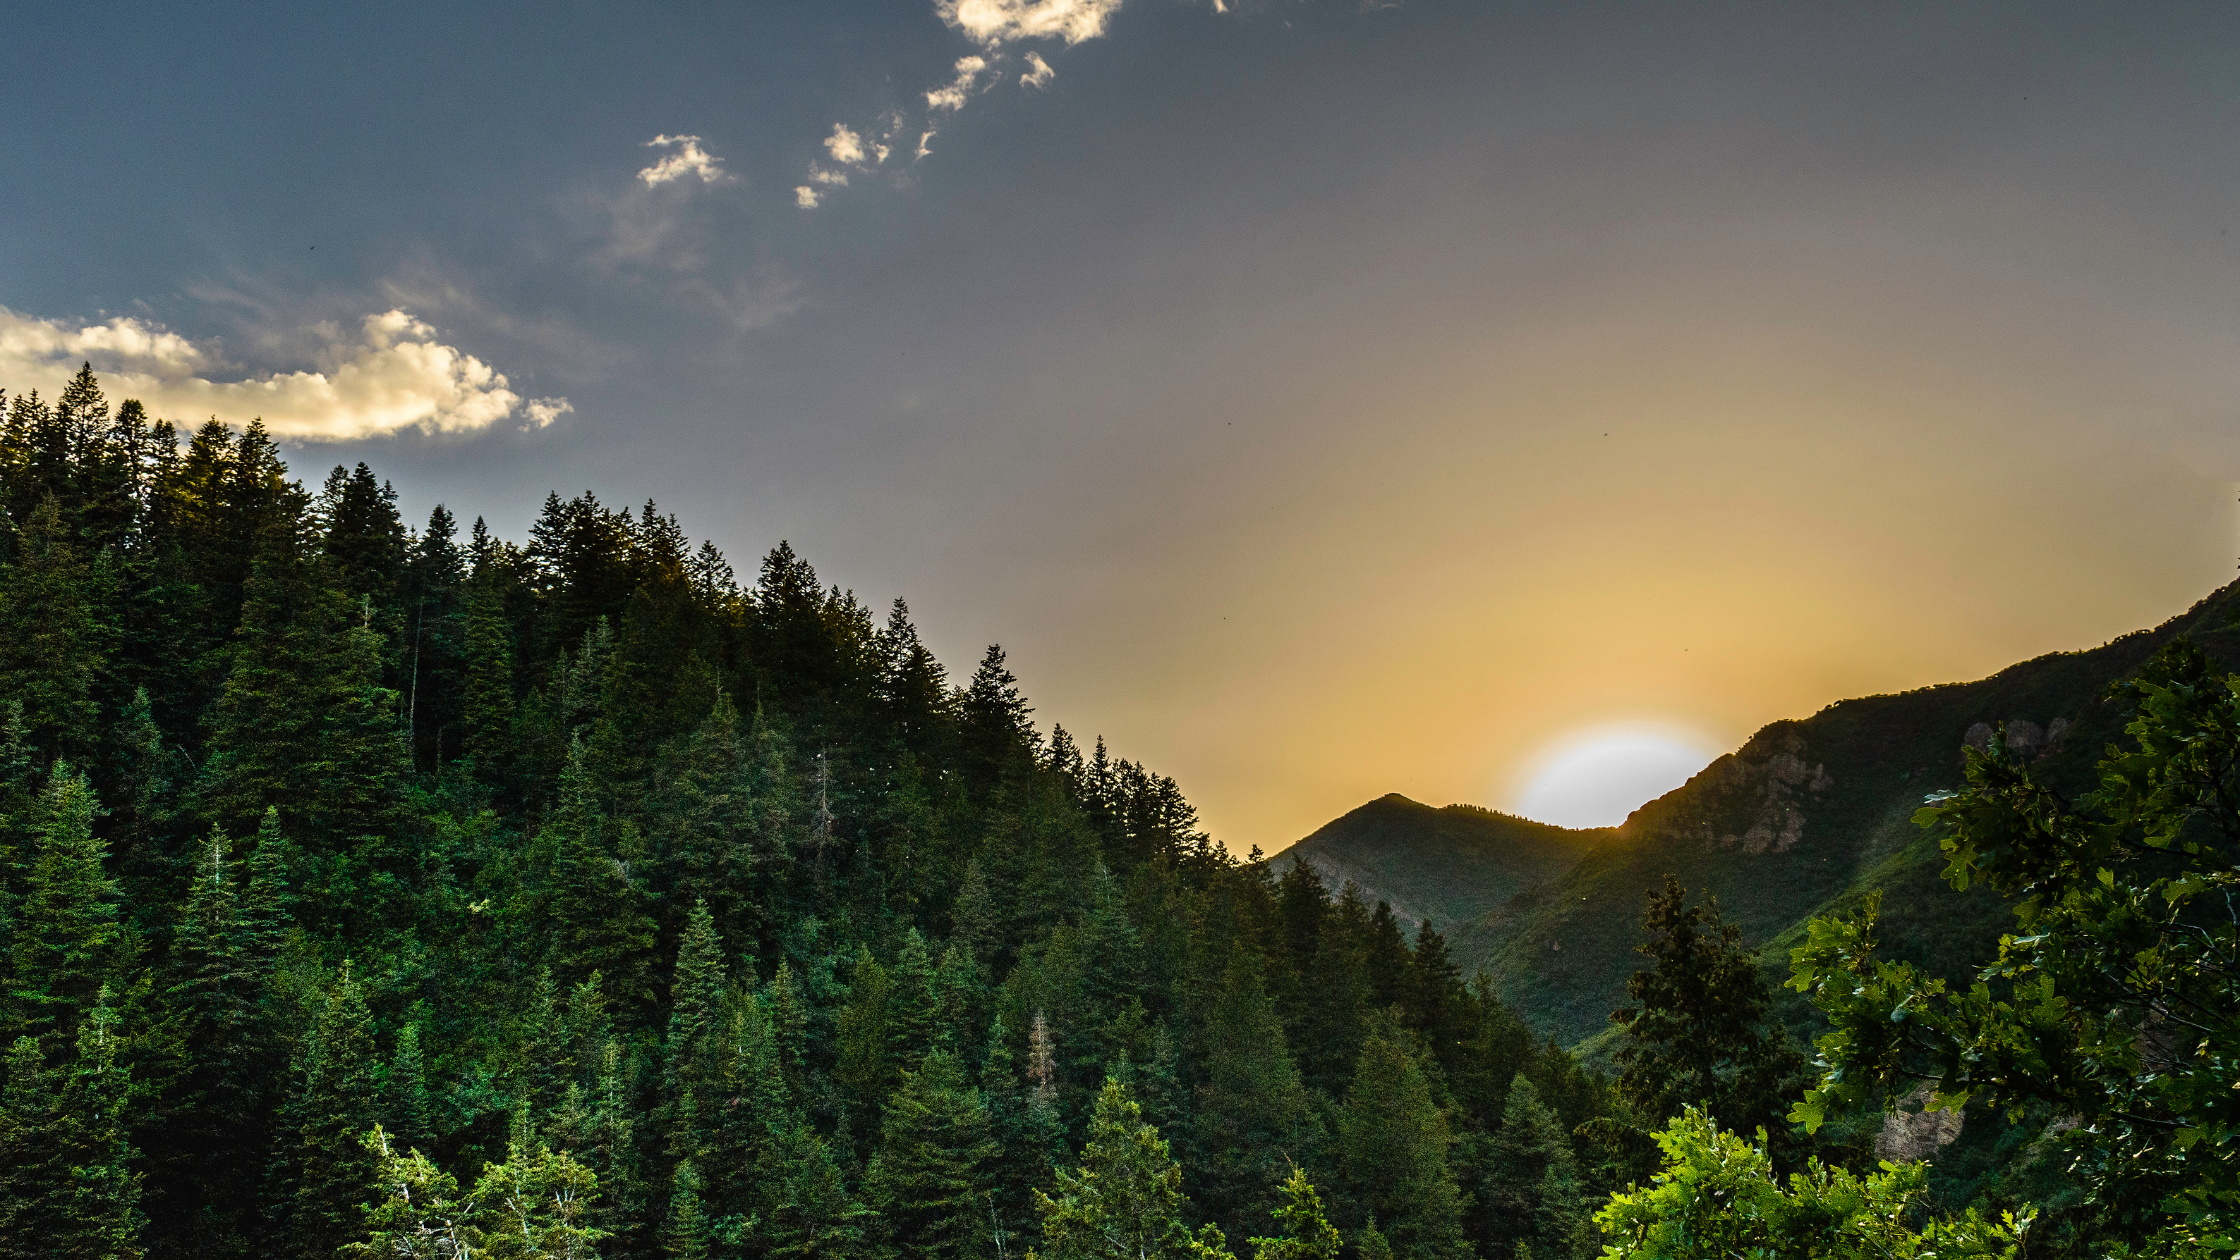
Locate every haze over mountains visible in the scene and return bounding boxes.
[1274,575,2240,1047]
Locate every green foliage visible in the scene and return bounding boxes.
[1595,877,1805,1183]
[1790,639,2240,1255]
[1245,1164,1341,1260]
[1472,1077,1584,1260]
[1336,1025,1472,1260]
[1595,1108,2023,1260]
[9,764,131,1049]
[353,1122,606,1260]
[1033,1079,1235,1260]
[287,962,381,1257]
[864,1049,999,1260]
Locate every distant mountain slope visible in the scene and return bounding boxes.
[1271,793,1605,933]
[1466,578,2240,1046]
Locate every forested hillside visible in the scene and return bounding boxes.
[1272,580,2240,1054]
[0,367,1622,1259]
[1273,796,1600,936]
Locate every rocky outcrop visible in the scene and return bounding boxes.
[1621,723,1833,854]
[1961,716,2070,764]
[1874,1084,1965,1162]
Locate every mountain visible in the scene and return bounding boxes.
[1273,793,1605,934]
[1276,578,2240,1049]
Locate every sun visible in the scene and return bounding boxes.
[1512,723,1718,829]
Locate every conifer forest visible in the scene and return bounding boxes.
[2,367,2235,1259]
[0,368,1618,1259]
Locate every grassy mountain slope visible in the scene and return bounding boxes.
[1466,577,2240,1045]
[1272,793,1606,933]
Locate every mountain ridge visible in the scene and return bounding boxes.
[1277,576,2240,1047]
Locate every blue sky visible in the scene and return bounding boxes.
[7,1,2240,846]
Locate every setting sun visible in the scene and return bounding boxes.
[1512,724,1719,828]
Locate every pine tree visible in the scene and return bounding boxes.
[1245,1165,1341,1260]
[1336,1026,1472,1260]
[57,985,144,1260]
[386,1023,433,1156]
[1187,954,1319,1245]
[548,742,657,1004]
[0,497,106,761]
[462,566,517,786]
[287,963,381,1258]
[663,899,727,1169]
[662,1157,713,1260]
[1470,1076,1585,1260]
[9,765,130,1050]
[152,825,277,1256]
[864,1049,999,1260]
[0,1036,61,1259]
[1605,877,1803,1176]
[763,1120,874,1258]
[1034,1078,1234,1260]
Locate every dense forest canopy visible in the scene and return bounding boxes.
[0,367,1618,1258]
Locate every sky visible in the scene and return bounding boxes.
[5,1,2240,852]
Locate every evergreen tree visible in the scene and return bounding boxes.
[1186,954,1319,1245]
[0,497,106,761]
[57,985,144,1260]
[9,765,130,1050]
[864,1049,1000,1260]
[662,1156,713,1260]
[386,1022,433,1157]
[463,566,518,785]
[1335,1026,1471,1260]
[763,1120,874,1258]
[287,963,381,1258]
[1245,1165,1341,1260]
[152,825,278,1256]
[1468,1077,1585,1260]
[1605,877,1802,1175]
[0,1035,61,1259]
[1034,1079,1234,1260]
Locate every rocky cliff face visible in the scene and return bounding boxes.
[1625,724,1834,856]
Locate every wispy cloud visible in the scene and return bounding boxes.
[926,56,991,112]
[795,0,1218,209]
[0,307,568,440]
[936,0,1125,47]
[638,134,729,187]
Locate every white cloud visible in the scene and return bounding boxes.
[521,397,574,430]
[0,307,566,441]
[637,134,728,187]
[936,0,1125,47]
[926,55,991,111]
[916,128,937,160]
[1020,51,1055,89]
[824,123,868,165]
[795,185,824,209]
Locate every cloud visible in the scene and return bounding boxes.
[935,0,1125,47]
[521,397,574,430]
[637,134,728,187]
[0,307,567,441]
[798,0,1178,208]
[824,124,868,165]
[926,56,991,112]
